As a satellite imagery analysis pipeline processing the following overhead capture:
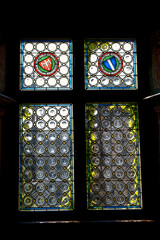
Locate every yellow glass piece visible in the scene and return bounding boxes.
[23,107,33,117]
[100,42,109,50]
[90,132,98,141]
[88,42,97,50]
[127,119,135,128]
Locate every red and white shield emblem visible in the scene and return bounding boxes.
[34,52,59,76]
[38,57,52,71]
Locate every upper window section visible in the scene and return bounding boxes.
[20,40,73,91]
[84,40,138,90]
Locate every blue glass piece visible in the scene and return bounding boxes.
[102,56,117,72]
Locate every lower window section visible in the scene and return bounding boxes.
[19,104,74,211]
[85,103,142,210]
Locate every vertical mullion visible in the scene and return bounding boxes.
[73,38,87,217]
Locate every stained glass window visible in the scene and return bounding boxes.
[86,103,142,210]
[19,104,74,211]
[84,40,138,90]
[20,40,73,90]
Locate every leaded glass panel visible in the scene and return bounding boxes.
[86,103,142,210]
[84,40,138,90]
[20,40,73,90]
[19,104,74,211]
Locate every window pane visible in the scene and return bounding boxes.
[84,40,138,90]
[85,103,142,210]
[20,40,73,90]
[19,104,74,211]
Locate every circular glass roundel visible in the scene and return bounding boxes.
[98,52,123,76]
[34,52,59,76]
[24,196,32,206]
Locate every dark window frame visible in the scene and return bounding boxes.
[2,34,159,224]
